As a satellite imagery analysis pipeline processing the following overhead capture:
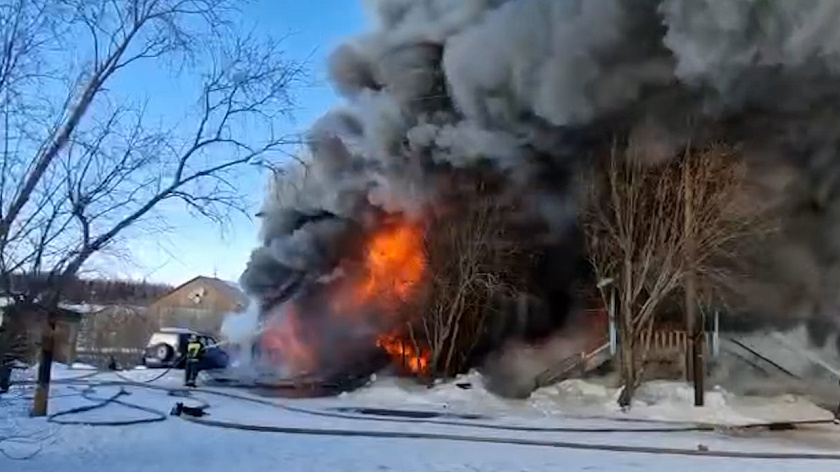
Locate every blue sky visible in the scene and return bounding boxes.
[94,0,367,286]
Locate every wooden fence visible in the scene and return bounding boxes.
[648,329,708,359]
[74,347,145,369]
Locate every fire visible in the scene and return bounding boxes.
[376,332,429,375]
[259,217,431,377]
[259,305,317,376]
[350,219,431,375]
[352,221,426,307]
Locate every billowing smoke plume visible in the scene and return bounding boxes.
[241,0,840,380]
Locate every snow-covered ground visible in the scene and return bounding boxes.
[343,371,834,426]
[2,364,840,471]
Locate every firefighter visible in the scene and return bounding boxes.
[0,325,11,394]
[0,360,9,394]
[184,334,203,388]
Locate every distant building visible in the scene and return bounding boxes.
[146,276,249,335]
[0,302,82,365]
[0,276,243,368]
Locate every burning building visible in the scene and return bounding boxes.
[238,0,840,392]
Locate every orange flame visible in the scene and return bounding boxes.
[260,217,431,377]
[376,332,429,375]
[350,219,430,374]
[351,221,426,307]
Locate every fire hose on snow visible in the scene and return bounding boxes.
[5,369,840,461]
[176,413,840,461]
[47,387,170,426]
[9,377,840,461]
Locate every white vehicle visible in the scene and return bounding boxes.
[142,327,222,368]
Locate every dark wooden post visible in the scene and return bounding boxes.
[31,312,55,417]
[683,158,704,407]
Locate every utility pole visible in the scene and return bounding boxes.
[683,158,704,407]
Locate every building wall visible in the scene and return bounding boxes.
[0,308,79,365]
[146,277,247,335]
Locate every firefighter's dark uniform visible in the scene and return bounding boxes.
[0,359,10,393]
[0,326,11,393]
[184,337,203,387]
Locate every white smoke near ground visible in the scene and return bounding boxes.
[219,305,261,370]
[220,305,260,346]
[238,0,840,387]
[481,326,591,398]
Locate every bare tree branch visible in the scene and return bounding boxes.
[0,0,303,302]
[581,140,776,407]
[0,0,304,418]
[410,188,527,378]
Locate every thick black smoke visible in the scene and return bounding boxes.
[240,0,840,377]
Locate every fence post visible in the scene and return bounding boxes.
[608,288,617,356]
[66,320,79,366]
[579,352,586,376]
[712,310,719,357]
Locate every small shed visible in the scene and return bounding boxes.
[0,302,82,365]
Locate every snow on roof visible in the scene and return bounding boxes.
[211,277,250,307]
[220,279,242,291]
[59,303,107,314]
[155,276,248,305]
[158,327,201,334]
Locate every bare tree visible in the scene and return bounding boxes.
[581,141,773,408]
[408,194,526,378]
[0,0,303,415]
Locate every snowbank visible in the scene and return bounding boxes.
[344,372,833,426]
[343,372,511,412]
[7,360,833,427]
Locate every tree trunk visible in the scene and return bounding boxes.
[617,339,637,408]
[31,314,55,417]
[617,311,637,408]
[692,310,705,406]
[685,277,704,406]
